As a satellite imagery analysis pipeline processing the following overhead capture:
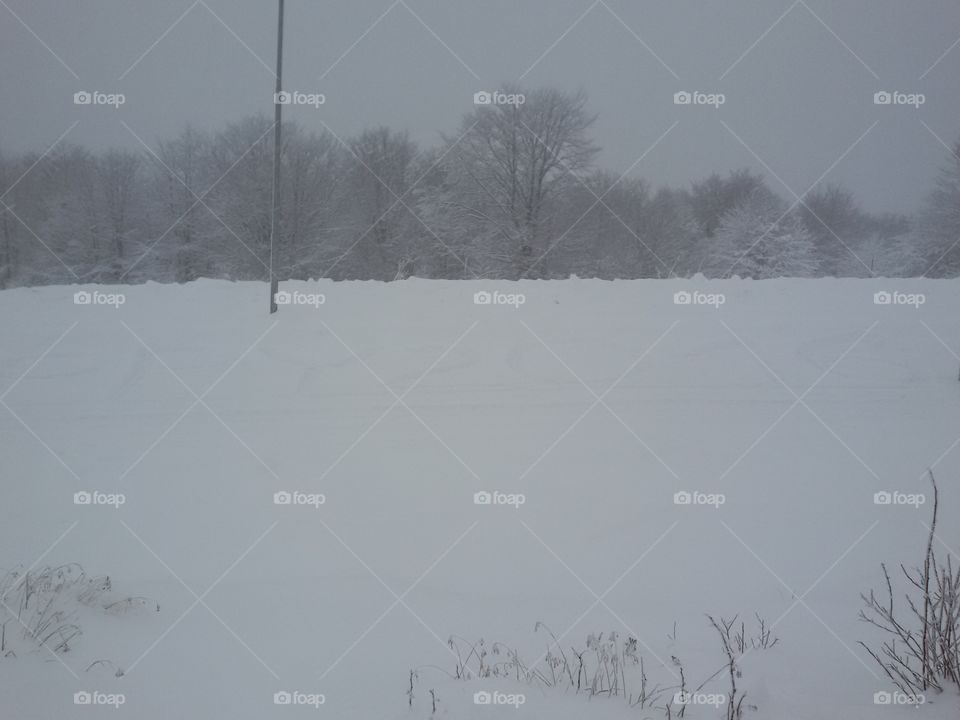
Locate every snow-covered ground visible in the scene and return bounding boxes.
[1,277,959,718]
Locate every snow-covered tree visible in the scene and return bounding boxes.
[152,125,214,282]
[340,126,418,280]
[799,183,868,276]
[918,137,960,277]
[96,149,143,278]
[690,169,770,238]
[448,85,598,278]
[708,190,819,278]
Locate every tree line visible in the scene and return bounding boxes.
[1,85,958,288]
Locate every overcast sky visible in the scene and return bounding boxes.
[2,0,959,213]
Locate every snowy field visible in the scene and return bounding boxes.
[1,277,959,719]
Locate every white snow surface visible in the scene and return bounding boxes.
[1,277,959,718]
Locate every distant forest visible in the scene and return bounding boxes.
[1,85,958,288]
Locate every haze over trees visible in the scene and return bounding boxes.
[0,85,957,289]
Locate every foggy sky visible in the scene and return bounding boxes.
[2,0,959,214]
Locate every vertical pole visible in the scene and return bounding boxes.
[269,0,284,313]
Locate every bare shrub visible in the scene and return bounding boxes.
[859,471,960,694]
[0,563,156,659]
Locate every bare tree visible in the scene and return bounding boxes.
[799,183,867,276]
[449,85,597,278]
[343,126,418,279]
[154,125,213,282]
[97,149,142,273]
[920,137,960,277]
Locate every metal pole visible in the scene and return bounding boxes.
[269,0,284,313]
